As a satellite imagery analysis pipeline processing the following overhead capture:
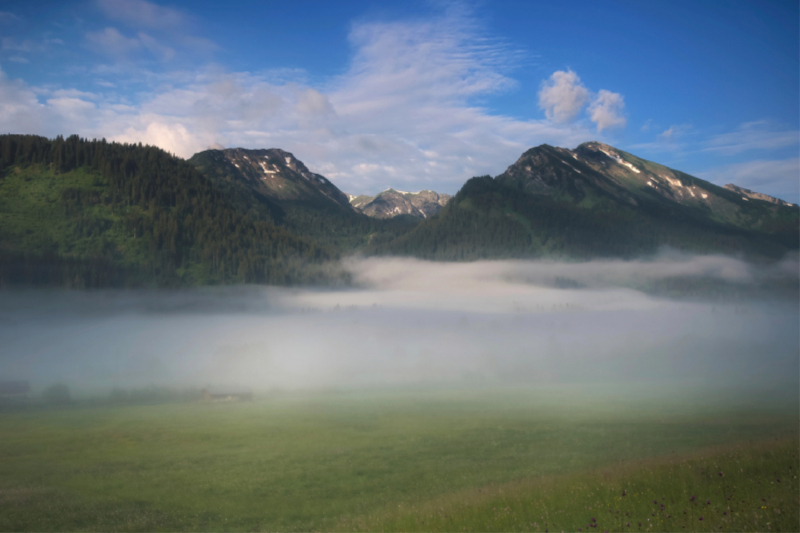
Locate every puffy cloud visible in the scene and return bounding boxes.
[0,65,47,134]
[538,70,589,123]
[115,119,217,157]
[588,89,626,132]
[295,88,334,116]
[0,11,604,195]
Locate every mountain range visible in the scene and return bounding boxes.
[348,189,451,219]
[0,134,795,287]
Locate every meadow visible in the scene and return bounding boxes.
[0,384,797,532]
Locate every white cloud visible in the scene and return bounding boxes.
[0,65,47,134]
[0,11,607,195]
[86,27,141,57]
[84,28,177,62]
[295,88,334,116]
[96,0,187,30]
[115,119,216,157]
[1,37,39,53]
[704,121,799,155]
[588,89,626,132]
[538,70,589,123]
[657,124,691,142]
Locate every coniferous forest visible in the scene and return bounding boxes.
[0,134,337,287]
[0,134,797,288]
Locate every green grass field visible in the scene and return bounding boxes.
[0,385,797,532]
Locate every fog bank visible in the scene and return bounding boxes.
[0,254,797,394]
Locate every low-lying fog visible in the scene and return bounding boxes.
[1,253,798,395]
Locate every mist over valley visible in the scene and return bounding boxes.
[2,254,796,395]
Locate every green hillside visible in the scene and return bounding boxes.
[377,144,799,261]
[188,149,419,252]
[0,135,337,287]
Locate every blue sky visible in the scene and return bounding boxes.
[0,0,797,202]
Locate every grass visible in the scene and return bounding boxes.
[0,385,797,531]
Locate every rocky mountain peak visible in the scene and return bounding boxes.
[348,188,452,219]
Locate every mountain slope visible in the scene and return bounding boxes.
[189,148,418,251]
[379,142,799,260]
[0,135,336,287]
[349,189,451,219]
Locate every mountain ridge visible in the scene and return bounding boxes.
[377,141,798,260]
[348,188,452,219]
[0,133,796,288]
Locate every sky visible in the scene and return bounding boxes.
[0,0,798,202]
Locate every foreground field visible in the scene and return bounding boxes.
[0,385,797,532]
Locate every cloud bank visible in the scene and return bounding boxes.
[0,255,796,393]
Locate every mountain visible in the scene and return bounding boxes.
[188,148,418,251]
[191,148,353,211]
[348,189,452,219]
[379,142,799,260]
[723,184,794,207]
[0,135,338,288]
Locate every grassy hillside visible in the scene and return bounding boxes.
[0,135,337,287]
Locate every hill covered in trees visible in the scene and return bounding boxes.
[0,135,341,287]
[188,148,419,252]
[0,135,796,288]
[376,143,798,261]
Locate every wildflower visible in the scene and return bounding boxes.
[776,479,780,483]
[706,500,710,505]
[718,471,723,476]
[699,517,703,521]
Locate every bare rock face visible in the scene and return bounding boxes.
[723,184,795,207]
[348,189,451,219]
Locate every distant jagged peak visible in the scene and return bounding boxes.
[723,184,796,207]
[347,187,452,219]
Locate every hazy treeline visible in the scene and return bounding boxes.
[0,382,204,411]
